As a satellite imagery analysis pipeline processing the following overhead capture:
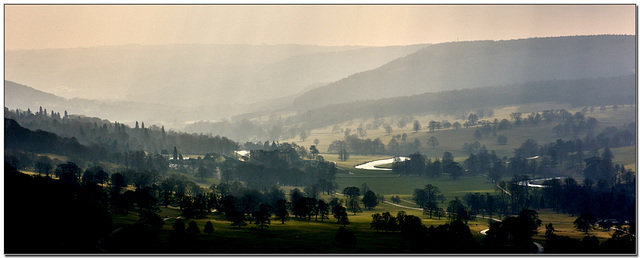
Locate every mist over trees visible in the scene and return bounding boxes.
[3,33,636,254]
[6,36,634,144]
[5,108,239,156]
[5,44,427,128]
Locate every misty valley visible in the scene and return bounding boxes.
[4,35,636,254]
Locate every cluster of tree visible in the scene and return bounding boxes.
[490,207,615,253]
[467,108,601,146]
[458,176,548,220]
[392,152,463,179]
[6,162,114,253]
[5,158,305,252]
[484,210,541,253]
[462,148,504,181]
[208,185,376,230]
[581,123,636,150]
[544,222,635,253]
[370,211,425,234]
[245,142,307,167]
[242,141,309,158]
[5,117,236,184]
[170,152,222,181]
[466,121,635,182]
[413,184,446,219]
[185,115,315,143]
[541,171,635,222]
[218,142,338,191]
[5,118,102,162]
[512,122,634,166]
[5,108,240,156]
[5,149,171,189]
[338,186,381,214]
[412,184,483,225]
[548,112,598,137]
[462,141,484,155]
[472,122,499,140]
[370,210,479,253]
[387,137,424,155]
[164,218,217,248]
[327,135,387,156]
[221,161,337,192]
[289,188,331,222]
[462,151,635,226]
[16,154,346,238]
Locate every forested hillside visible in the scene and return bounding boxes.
[4,108,239,156]
[294,35,635,110]
[289,75,635,130]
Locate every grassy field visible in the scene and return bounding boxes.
[532,209,618,245]
[319,152,498,202]
[293,104,635,163]
[111,199,494,253]
[166,171,221,189]
[299,104,635,208]
[336,174,497,203]
[111,199,610,253]
[610,146,636,172]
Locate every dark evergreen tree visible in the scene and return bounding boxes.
[204,221,214,234]
[187,220,200,234]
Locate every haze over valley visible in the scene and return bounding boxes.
[4,4,636,255]
[5,35,635,142]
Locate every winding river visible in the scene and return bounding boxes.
[354,157,409,171]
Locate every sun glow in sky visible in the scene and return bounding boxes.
[5,4,636,50]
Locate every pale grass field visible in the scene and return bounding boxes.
[533,208,617,243]
[293,104,634,165]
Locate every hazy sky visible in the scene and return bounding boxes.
[5,4,636,50]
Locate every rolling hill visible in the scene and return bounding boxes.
[4,80,235,129]
[287,75,636,130]
[5,44,427,109]
[4,80,67,110]
[293,35,635,110]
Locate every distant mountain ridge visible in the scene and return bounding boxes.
[5,81,67,110]
[4,80,238,129]
[5,43,428,108]
[293,35,635,110]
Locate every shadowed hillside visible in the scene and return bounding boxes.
[293,35,635,110]
[288,75,635,129]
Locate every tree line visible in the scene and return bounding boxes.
[5,108,240,156]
